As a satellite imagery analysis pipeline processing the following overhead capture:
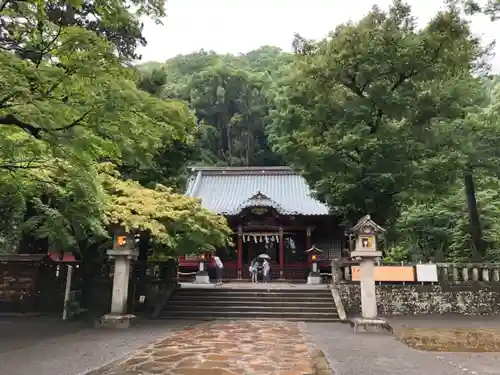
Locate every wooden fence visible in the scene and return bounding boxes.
[0,256,177,314]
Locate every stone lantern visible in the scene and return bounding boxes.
[194,251,211,284]
[100,226,138,329]
[347,215,392,333]
[305,245,323,285]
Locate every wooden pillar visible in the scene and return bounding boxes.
[237,226,243,279]
[306,227,312,249]
[279,227,284,279]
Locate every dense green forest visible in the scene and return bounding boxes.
[2,0,500,263]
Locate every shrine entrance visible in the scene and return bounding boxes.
[242,232,280,264]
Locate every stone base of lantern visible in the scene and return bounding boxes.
[348,317,393,334]
[307,272,322,285]
[194,271,211,284]
[98,313,137,329]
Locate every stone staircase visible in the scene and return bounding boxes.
[159,286,340,322]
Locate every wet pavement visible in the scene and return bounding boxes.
[93,320,315,375]
[306,322,500,375]
[2,315,500,375]
[0,317,191,375]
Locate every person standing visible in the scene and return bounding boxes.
[249,258,258,284]
[213,253,224,285]
[262,259,271,283]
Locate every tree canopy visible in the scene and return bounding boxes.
[266,0,500,261]
[3,0,500,264]
[0,0,231,256]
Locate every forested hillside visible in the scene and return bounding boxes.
[3,0,500,263]
[137,46,293,167]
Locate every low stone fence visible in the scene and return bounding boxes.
[337,261,500,284]
[333,261,500,316]
[338,283,500,316]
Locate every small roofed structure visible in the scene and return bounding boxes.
[348,215,385,257]
[304,245,323,259]
[347,214,385,235]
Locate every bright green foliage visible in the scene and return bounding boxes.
[0,0,232,256]
[391,178,500,262]
[101,165,232,255]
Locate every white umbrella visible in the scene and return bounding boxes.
[258,254,271,259]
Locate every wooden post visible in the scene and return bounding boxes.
[279,227,284,278]
[306,227,312,249]
[237,226,243,279]
[62,264,73,321]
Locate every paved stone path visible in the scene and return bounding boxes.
[95,320,316,375]
[306,322,500,375]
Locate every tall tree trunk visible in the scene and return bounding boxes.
[464,167,484,260]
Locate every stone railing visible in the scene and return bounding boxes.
[331,260,500,284]
[435,263,500,283]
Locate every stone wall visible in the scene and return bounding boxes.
[339,283,500,316]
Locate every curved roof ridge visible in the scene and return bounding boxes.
[235,191,284,214]
[184,167,330,216]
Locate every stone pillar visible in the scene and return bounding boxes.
[100,245,138,328]
[279,227,284,278]
[109,249,135,314]
[237,226,243,279]
[359,258,377,318]
[347,215,392,334]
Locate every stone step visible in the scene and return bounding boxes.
[168,299,335,307]
[159,315,340,322]
[176,287,331,293]
[159,310,339,321]
[166,304,336,313]
[170,296,334,303]
[174,291,332,298]
[163,287,339,322]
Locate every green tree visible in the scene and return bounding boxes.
[267,1,488,258]
[0,0,231,256]
[394,77,500,262]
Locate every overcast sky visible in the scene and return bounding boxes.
[137,0,500,72]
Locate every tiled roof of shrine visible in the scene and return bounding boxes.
[185,166,330,216]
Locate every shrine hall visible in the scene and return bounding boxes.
[178,166,345,280]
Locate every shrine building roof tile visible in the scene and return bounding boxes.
[185,166,330,216]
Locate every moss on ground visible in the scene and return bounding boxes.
[394,327,500,352]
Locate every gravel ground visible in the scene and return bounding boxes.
[0,317,192,375]
[306,322,500,375]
